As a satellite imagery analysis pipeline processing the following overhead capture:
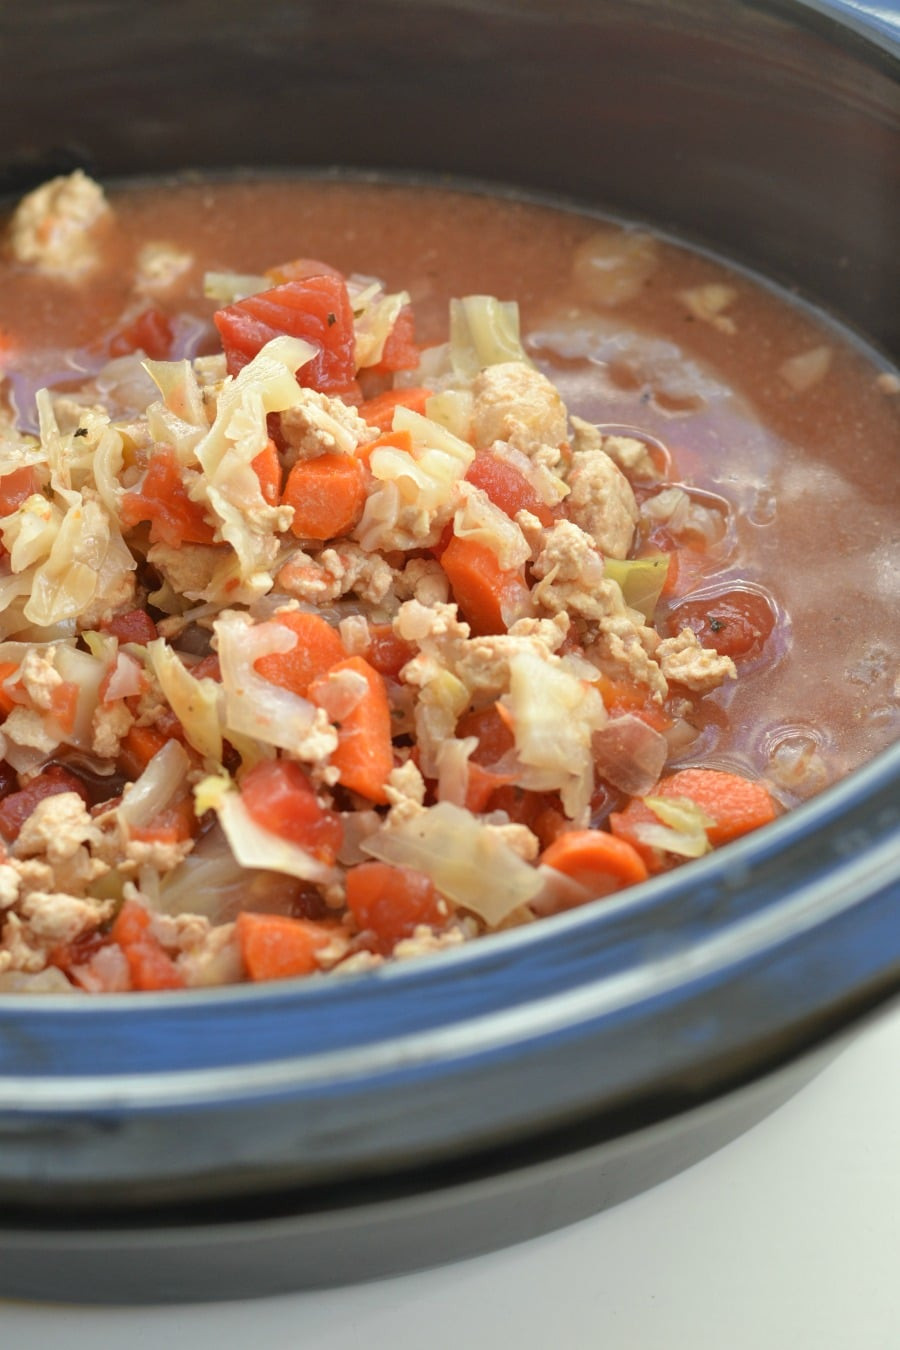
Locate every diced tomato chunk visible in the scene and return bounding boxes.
[363,624,416,679]
[101,609,159,645]
[465,450,556,526]
[666,587,776,661]
[120,448,217,547]
[213,275,356,391]
[0,766,89,842]
[107,308,173,360]
[369,305,420,373]
[345,860,447,953]
[0,465,40,517]
[240,759,343,864]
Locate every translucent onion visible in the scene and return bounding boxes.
[592,714,670,797]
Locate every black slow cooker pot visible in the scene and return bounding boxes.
[0,0,898,1304]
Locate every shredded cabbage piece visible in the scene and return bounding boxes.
[118,739,192,830]
[632,794,716,858]
[603,555,669,622]
[449,296,531,379]
[147,638,224,764]
[362,801,543,927]
[215,610,319,752]
[195,773,338,886]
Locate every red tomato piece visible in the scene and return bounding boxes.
[107,308,173,360]
[466,450,557,526]
[120,448,217,548]
[0,465,40,517]
[0,766,89,842]
[101,609,159,645]
[370,305,420,373]
[240,759,343,864]
[667,587,776,660]
[213,275,356,390]
[345,860,447,953]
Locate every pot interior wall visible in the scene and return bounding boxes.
[2,1,898,354]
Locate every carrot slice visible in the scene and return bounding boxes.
[111,900,184,991]
[310,656,393,804]
[236,911,335,982]
[251,437,283,506]
[281,451,367,540]
[358,387,433,432]
[651,767,777,845]
[540,828,649,895]
[439,535,530,636]
[254,610,347,698]
[118,724,170,779]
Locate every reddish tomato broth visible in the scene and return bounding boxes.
[2,174,898,806]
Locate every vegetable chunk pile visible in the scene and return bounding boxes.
[0,173,778,993]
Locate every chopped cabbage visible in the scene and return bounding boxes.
[118,739,192,830]
[603,556,669,622]
[147,638,224,763]
[362,801,543,927]
[631,794,715,858]
[195,773,338,886]
[215,610,318,752]
[449,296,531,379]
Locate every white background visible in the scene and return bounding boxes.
[6,998,900,1349]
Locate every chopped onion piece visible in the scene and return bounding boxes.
[362,801,543,927]
[592,714,669,796]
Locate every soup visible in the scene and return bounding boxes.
[0,172,896,993]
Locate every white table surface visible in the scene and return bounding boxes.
[6,997,900,1350]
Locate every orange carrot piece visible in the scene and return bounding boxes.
[0,661,20,717]
[251,437,283,506]
[310,656,393,804]
[49,680,79,734]
[254,610,347,698]
[439,535,530,636]
[119,724,170,779]
[282,451,367,540]
[356,427,414,466]
[540,828,649,894]
[236,911,335,982]
[129,794,197,846]
[648,767,778,845]
[111,900,184,991]
[358,387,433,433]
